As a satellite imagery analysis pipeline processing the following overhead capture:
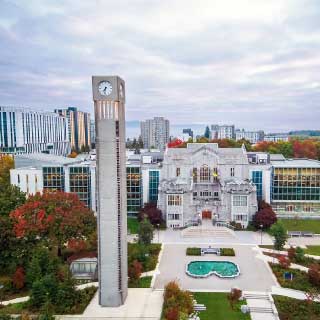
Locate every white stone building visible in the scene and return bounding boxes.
[158,143,258,228]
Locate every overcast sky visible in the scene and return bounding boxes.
[0,0,319,133]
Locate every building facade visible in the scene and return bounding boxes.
[0,106,70,156]
[10,153,96,212]
[236,129,264,144]
[211,124,235,140]
[158,143,258,228]
[140,117,170,150]
[92,76,128,307]
[55,107,91,152]
[264,133,289,142]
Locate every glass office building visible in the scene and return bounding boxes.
[126,166,142,216]
[149,170,159,203]
[69,166,92,207]
[251,170,263,200]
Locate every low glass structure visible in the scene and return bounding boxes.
[186,261,240,278]
[70,257,98,281]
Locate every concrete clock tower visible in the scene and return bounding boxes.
[92,76,128,307]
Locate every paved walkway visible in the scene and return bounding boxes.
[271,286,320,302]
[82,288,163,319]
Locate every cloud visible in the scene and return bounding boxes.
[0,0,319,135]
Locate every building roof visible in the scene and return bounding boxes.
[270,154,286,161]
[271,158,320,168]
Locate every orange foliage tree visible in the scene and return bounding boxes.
[10,191,96,256]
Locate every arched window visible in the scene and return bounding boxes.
[200,165,210,182]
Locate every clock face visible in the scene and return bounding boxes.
[119,83,124,98]
[98,81,112,96]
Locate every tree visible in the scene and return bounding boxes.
[138,202,163,226]
[138,218,154,245]
[10,191,96,256]
[128,260,143,284]
[204,126,210,139]
[167,139,184,148]
[0,155,14,186]
[270,223,288,250]
[0,185,26,217]
[227,288,242,310]
[295,247,305,263]
[287,246,296,261]
[252,205,277,229]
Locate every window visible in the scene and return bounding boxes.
[168,214,180,220]
[212,167,218,181]
[230,167,235,177]
[286,205,294,212]
[233,195,247,207]
[234,214,247,221]
[17,174,20,184]
[69,167,91,208]
[192,168,197,183]
[167,194,182,206]
[200,190,211,197]
[176,167,180,177]
[252,171,263,200]
[200,165,210,182]
[214,191,219,198]
[149,171,159,203]
[193,191,197,197]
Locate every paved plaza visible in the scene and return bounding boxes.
[153,244,278,292]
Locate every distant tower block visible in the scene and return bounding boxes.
[92,76,128,307]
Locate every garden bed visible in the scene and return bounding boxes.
[128,243,161,272]
[269,263,320,293]
[273,295,320,320]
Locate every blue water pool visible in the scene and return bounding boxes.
[186,261,240,278]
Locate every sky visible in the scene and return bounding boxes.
[0,0,320,137]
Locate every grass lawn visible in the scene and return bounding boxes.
[305,246,320,256]
[129,276,152,288]
[259,245,275,249]
[193,292,250,320]
[128,217,140,234]
[278,219,320,233]
[0,302,28,315]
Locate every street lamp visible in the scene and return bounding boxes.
[0,283,4,306]
[156,224,160,243]
[260,224,263,245]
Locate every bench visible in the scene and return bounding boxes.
[201,247,221,255]
[288,231,314,237]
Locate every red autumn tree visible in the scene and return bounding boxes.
[252,205,277,229]
[227,287,242,310]
[165,308,179,320]
[287,246,296,261]
[10,191,96,256]
[138,202,163,226]
[167,139,184,148]
[128,260,143,284]
[292,139,318,159]
[308,264,320,287]
[13,266,25,290]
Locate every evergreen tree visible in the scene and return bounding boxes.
[138,218,154,245]
[270,223,288,250]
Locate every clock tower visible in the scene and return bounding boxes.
[92,76,128,307]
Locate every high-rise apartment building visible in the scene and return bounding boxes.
[211,124,235,139]
[235,129,264,144]
[55,107,91,152]
[140,117,170,150]
[90,120,96,147]
[92,76,128,307]
[0,106,70,156]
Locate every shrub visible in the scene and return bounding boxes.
[295,247,305,263]
[12,266,25,290]
[128,260,143,284]
[220,248,235,256]
[186,247,201,256]
[227,288,242,310]
[278,255,290,269]
[308,264,320,288]
[162,281,193,320]
[230,221,243,230]
[288,246,296,261]
[138,218,154,245]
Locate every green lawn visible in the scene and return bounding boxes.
[128,217,140,234]
[0,302,28,315]
[129,276,152,288]
[305,246,320,256]
[193,292,250,320]
[278,219,320,233]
